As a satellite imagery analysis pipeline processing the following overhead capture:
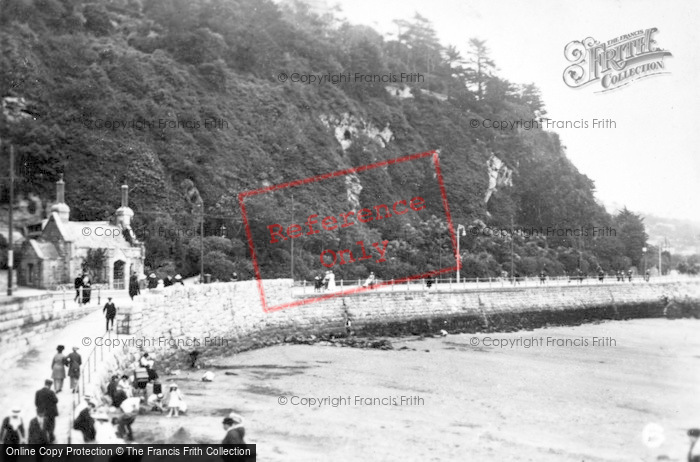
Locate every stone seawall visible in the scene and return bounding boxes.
[0,293,94,366]
[132,280,700,356]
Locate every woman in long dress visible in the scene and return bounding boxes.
[51,345,67,393]
[82,275,92,304]
[327,271,336,291]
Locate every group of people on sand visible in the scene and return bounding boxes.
[2,339,249,447]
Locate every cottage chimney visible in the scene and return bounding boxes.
[115,184,134,233]
[56,174,65,203]
[50,174,70,221]
[121,184,129,207]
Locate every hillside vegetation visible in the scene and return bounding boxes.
[2,0,685,281]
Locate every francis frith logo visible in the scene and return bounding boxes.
[563,28,672,92]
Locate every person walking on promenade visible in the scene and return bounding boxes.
[1,407,26,445]
[627,269,633,282]
[35,380,58,443]
[103,297,117,332]
[129,272,140,300]
[74,273,83,303]
[27,411,50,445]
[50,345,66,393]
[66,346,82,394]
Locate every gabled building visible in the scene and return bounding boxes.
[18,176,145,290]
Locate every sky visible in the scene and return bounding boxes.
[333,0,700,222]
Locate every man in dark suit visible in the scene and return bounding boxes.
[103,297,117,331]
[35,380,58,443]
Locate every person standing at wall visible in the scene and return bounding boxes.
[129,272,140,300]
[74,273,83,303]
[82,274,92,304]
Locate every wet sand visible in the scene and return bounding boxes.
[134,318,700,461]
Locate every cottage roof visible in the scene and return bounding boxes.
[44,213,137,250]
[28,240,59,260]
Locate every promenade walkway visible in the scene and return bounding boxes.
[0,291,134,443]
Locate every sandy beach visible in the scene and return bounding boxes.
[127,318,700,461]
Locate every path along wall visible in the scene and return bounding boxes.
[0,293,94,367]
[130,280,700,355]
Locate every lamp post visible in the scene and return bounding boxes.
[199,202,204,283]
[2,96,32,296]
[642,246,647,277]
[456,224,466,284]
[290,194,294,282]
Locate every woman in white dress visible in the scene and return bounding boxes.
[326,271,336,291]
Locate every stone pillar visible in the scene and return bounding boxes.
[123,263,129,292]
[107,259,114,290]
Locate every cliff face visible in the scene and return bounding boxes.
[0,0,618,280]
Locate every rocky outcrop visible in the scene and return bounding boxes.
[484,154,513,205]
[319,113,394,151]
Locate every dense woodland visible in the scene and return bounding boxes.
[1,0,696,282]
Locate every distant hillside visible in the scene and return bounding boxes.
[642,214,700,256]
[1,0,680,280]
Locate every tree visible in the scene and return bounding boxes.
[519,83,547,117]
[614,208,648,268]
[466,38,496,100]
[83,249,107,282]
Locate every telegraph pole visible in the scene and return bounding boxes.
[200,203,204,283]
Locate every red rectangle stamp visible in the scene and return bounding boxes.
[238,150,460,312]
